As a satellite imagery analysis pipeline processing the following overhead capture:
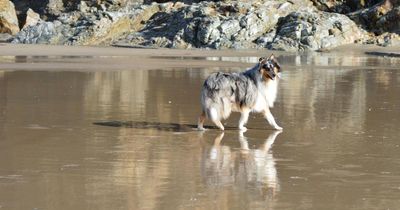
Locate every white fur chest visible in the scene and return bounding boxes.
[253,79,278,112]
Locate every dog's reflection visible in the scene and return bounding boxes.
[201,131,282,199]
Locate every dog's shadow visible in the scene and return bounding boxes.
[93,121,242,132]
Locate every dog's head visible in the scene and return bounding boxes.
[259,54,281,80]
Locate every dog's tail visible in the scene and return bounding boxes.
[200,73,233,121]
[201,95,232,121]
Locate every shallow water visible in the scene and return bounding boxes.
[1,51,400,210]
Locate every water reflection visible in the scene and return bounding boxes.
[278,52,400,68]
[202,131,281,200]
[206,56,260,63]
[1,50,400,210]
[77,53,400,135]
[1,52,395,135]
[0,55,95,64]
[150,53,400,68]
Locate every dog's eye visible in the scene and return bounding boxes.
[263,63,274,70]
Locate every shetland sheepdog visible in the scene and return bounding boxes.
[198,54,282,131]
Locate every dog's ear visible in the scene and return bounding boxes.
[267,54,282,73]
[258,57,267,72]
[268,54,275,60]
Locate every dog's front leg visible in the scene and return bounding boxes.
[239,109,251,131]
[263,108,282,130]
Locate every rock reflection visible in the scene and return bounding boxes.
[206,56,260,63]
[278,54,369,133]
[279,52,400,67]
[83,70,149,118]
[1,50,400,210]
[202,131,281,200]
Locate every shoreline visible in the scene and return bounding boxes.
[1,43,400,57]
[0,43,399,72]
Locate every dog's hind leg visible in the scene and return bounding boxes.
[263,107,282,130]
[238,108,250,131]
[209,107,225,130]
[197,111,206,131]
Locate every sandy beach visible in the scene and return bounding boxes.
[1,43,399,71]
[1,43,400,210]
[0,44,268,71]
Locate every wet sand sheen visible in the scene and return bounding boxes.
[1,44,400,210]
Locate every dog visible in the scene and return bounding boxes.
[197,54,282,131]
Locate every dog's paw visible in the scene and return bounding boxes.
[197,126,207,131]
[273,125,283,130]
[239,126,248,132]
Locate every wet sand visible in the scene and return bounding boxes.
[1,44,400,209]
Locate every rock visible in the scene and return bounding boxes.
[22,8,41,29]
[12,21,57,44]
[268,10,367,51]
[0,32,13,42]
[46,0,65,16]
[78,1,90,13]
[0,0,20,35]
[150,36,171,47]
[348,0,400,34]
[96,0,143,10]
[12,0,82,21]
[120,0,312,49]
[219,19,240,40]
[8,0,398,51]
[197,17,220,45]
[311,0,382,13]
[256,29,276,48]
[12,2,160,45]
[172,29,191,49]
[364,32,400,46]
[240,13,264,38]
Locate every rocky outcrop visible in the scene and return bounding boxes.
[13,3,160,45]
[115,1,373,50]
[349,0,400,34]
[0,32,13,42]
[310,0,382,13]
[0,0,20,35]
[12,0,81,20]
[6,0,400,51]
[268,10,367,51]
[13,21,58,44]
[117,1,317,49]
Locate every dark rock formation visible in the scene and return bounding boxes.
[117,1,316,49]
[310,0,382,13]
[268,9,366,51]
[4,0,400,50]
[349,0,400,34]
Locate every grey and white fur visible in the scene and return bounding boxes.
[197,54,282,131]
